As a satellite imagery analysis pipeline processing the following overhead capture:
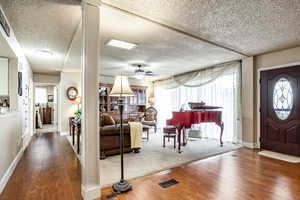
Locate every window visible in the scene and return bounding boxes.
[273,77,293,120]
[35,87,47,104]
[155,66,241,143]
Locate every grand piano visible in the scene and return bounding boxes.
[166,104,224,153]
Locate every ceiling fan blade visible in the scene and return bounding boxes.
[145,71,157,76]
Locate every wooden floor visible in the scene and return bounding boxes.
[1,132,300,200]
[0,132,82,200]
[101,148,300,200]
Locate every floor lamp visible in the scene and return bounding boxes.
[110,75,134,193]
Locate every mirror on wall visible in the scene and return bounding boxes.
[0,57,9,96]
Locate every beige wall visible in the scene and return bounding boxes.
[253,46,300,147]
[240,46,300,146]
[59,72,81,133]
[255,47,300,70]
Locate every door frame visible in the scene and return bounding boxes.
[257,61,300,148]
[32,82,59,134]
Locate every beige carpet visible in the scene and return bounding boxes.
[66,130,241,186]
[258,150,300,163]
[99,130,241,187]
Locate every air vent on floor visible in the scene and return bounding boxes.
[159,178,179,188]
[106,193,117,199]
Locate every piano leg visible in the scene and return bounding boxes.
[177,127,183,153]
[219,122,224,147]
[183,128,186,146]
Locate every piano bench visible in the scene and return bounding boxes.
[163,126,177,149]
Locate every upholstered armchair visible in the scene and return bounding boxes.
[142,107,157,133]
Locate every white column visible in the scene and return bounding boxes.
[241,57,255,148]
[81,1,101,199]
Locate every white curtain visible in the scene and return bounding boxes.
[154,62,241,143]
[155,61,239,89]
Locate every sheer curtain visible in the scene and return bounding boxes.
[154,63,241,143]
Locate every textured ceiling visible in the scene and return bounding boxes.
[103,0,300,56]
[2,0,299,78]
[0,0,81,75]
[98,6,242,80]
[63,6,242,81]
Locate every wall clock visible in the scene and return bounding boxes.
[67,87,78,101]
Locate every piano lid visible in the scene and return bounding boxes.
[189,105,222,110]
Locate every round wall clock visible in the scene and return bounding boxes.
[66,87,78,101]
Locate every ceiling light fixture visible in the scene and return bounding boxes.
[106,39,137,50]
[36,49,54,57]
[134,71,145,80]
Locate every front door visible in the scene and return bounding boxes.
[260,65,300,156]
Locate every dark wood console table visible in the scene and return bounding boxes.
[71,120,81,154]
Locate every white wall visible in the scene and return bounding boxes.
[241,57,255,145]
[0,5,33,193]
[0,57,9,96]
[0,113,22,193]
[59,72,81,133]
[8,58,18,111]
[33,73,60,84]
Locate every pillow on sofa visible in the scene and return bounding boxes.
[100,114,116,126]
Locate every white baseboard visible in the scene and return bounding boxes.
[243,142,259,149]
[60,131,69,136]
[81,185,101,200]
[23,133,32,149]
[0,148,24,194]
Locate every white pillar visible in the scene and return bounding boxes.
[81,1,101,199]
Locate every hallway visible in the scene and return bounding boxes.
[0,132,82,200]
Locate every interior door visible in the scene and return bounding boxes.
[260,65,300,156]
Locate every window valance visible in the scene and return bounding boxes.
[154,61,241,89]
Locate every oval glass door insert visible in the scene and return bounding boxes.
[273,77,293,120]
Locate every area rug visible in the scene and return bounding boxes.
[258,150,300,163]
[99,131,241,187]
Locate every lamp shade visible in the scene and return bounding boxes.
[75,96,81,104]
[148,97,154,104]
[110,75,134,97]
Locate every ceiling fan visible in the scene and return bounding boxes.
[132,64,157,79]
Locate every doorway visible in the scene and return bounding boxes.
[260,65,300,156]
[33,84,59,134]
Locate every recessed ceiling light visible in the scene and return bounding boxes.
[106,39,137,50]
[36,49,54,57]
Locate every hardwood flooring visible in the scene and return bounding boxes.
[1,132,300,200]
[0,132,82,200]
[101,148,300,200]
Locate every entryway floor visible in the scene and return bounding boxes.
[0,132,82,200]
[35,124,57,134]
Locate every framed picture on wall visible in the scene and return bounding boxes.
[18,72,22,96]
[48,95,54,103]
